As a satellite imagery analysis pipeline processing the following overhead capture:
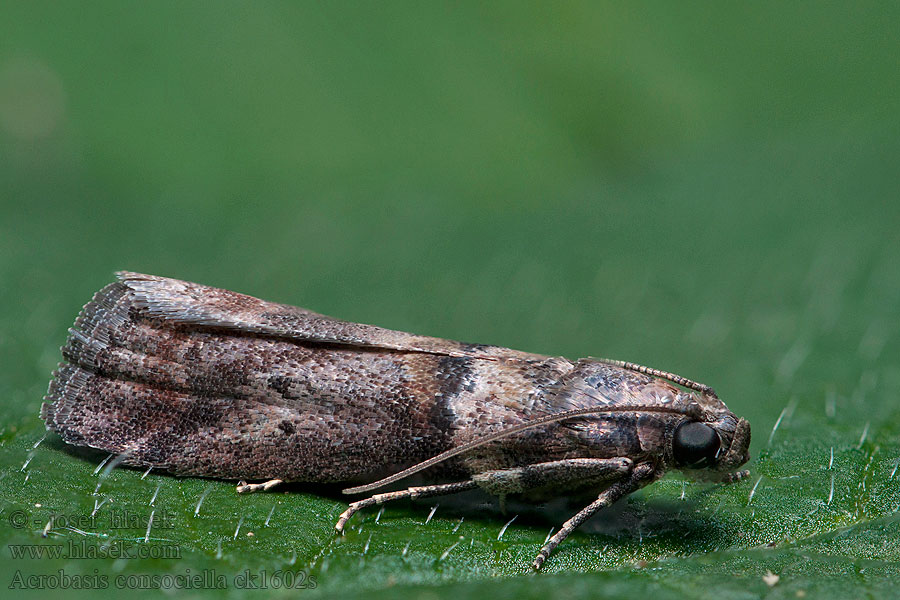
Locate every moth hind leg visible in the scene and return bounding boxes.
[472,457,633,498]
[335,480,478,534]
[236,479,284,494]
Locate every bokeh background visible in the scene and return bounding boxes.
[1,3,898,599]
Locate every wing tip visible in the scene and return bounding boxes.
[41,363,90,434]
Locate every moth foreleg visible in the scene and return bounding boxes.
[236,479,284,494]
[472,457,633,497]
[335,480,478,534]
[532,461,657,571]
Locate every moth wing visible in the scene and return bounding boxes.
[117,272,546,361]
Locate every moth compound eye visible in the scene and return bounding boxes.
[673,421,721,468]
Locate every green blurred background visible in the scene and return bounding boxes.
[1,2,899,599]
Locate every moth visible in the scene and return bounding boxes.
[41,272,751,569]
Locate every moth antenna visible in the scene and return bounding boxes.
[342,403,694,495]
[593,358,718,398]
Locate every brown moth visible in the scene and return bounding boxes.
[41,272,751,569]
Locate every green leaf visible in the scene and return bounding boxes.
[1,1,899,599]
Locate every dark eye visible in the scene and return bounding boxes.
[673,421,721,468]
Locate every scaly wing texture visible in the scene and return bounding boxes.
[40,277,455,481]
[115,272,547,361]
[40,273,563,482]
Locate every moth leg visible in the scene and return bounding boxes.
[532,462,657,571]
[335,480,478,534]
[236,479,284,494]
[472,457,633,497]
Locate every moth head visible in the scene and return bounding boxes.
[670,411,751,481]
